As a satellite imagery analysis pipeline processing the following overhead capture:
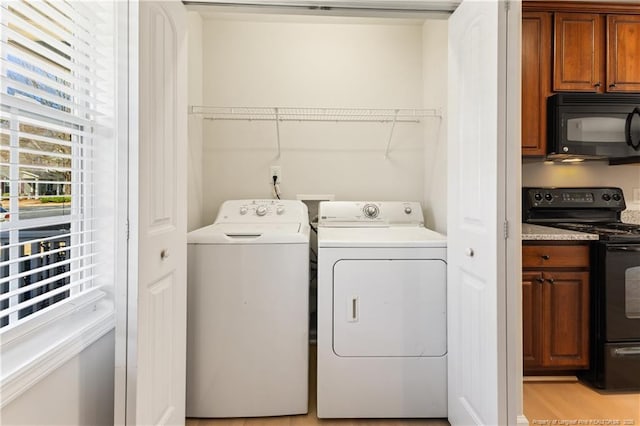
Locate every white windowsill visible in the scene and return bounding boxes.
[0,293,115,408]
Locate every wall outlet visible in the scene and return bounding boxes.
[269,166,282,184]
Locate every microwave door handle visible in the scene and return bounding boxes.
[626,107,640,151]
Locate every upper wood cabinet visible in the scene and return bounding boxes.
[554,12,640,93]
[522,12,552,156]
[607,14,640,92]
[522,2,640,157]
[554,13,604,92]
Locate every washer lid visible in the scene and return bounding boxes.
[188,223,308,244]
[318,226,446,248]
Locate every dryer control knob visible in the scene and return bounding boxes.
[256,206,267,216]
[363,204,379,219]
[276,206,285,215]
[239,207,248,215]
[404,206,412,215]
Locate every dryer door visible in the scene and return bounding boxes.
[333,259,446,357]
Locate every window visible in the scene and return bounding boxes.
[0,1,115,333]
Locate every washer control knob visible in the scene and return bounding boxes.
[239,207,248,215]
[276,206,285,215]
[404,206,412,215]
[256,206,267,216]
[363,204,379,219]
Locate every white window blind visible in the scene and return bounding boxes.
[0,0,114,333]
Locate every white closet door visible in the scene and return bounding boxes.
[123,1,188,424]
[447,0,513,425]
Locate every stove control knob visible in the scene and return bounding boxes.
[239,207,248,215]
[363,204,379,219]
[612,193,621,202]
[534,193,543,202]
[256,206,268,216]
[404,206,412,215]
[544,193,553,201]
[602,194,611,202]
[276,206,285,215]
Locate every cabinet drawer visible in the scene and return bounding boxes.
[523,245,590,268]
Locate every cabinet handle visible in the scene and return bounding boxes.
[536,277,545,283]
[594,82,601,88]
[541,255,550,260]
[547,278,555,284]
[609,83,617,88]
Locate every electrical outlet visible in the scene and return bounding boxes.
[269,166,282,184]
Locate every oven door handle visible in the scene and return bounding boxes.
[607,246,640,252]
[613,347,640,357]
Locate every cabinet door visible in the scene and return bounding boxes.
[522,12,552,156]
[541,271,590,369]
[554,13,603,92]
[607,14,640,92]
[523,272,544,371]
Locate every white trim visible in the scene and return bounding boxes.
[518,415,530,426]
[0,297,114,408]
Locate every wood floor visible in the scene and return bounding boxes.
[186,345,449,426]
[524,380,640,425]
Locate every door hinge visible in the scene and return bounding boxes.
[503,220,509,239]
[504,0,511,12]
[126,219,130,241]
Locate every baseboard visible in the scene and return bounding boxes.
[523,375,578,382]
[517,414,530,426]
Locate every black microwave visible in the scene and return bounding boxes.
[547,93,640,164]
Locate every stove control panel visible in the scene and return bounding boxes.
[524,187,626,210]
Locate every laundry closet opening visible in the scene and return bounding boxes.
[185,5,449,235]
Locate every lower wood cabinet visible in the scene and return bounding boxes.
[522,243,590,374]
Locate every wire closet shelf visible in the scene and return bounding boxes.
[188,106,442,158]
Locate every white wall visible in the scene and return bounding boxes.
[197,13,448,227]
[422,19,448,233]
[522,161,640,210]
[188,12,205,231]
[1,331,115,426]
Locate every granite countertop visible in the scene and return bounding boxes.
[522,223,599,241]
[622,209,640,225]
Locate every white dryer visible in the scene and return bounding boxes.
[186,199,309,418]
[316,201,447,418]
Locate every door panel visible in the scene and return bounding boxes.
[522,272,543,370]
[332,259,447,357]
[542,271,589,368]
[448,1,510,424]
[607,15,640,92]
[124,1,188,425]
[554,13,603,92]
[522,12,551,156]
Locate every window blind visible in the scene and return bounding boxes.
[0,0,114,332]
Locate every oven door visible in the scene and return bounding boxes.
[603,243,640,341]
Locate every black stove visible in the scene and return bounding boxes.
[524,187,640,391]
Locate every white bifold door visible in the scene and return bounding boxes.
[447,0,520,425]
[115,0,188,425]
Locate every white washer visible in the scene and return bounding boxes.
[316,201,447,418]
[186,199,310,418]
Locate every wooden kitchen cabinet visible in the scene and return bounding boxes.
[522,12,552,156]
[522,243,590,374]
[554,12,640,93]
[522,2,640,157]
